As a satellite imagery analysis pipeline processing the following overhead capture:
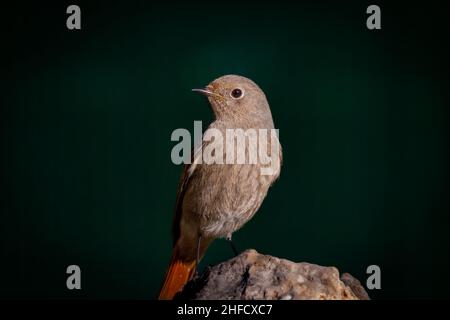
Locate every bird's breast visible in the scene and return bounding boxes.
[183,163,272,238]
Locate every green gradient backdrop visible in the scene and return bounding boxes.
[2,1,449,299]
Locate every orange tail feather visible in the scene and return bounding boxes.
[158,247,196,300]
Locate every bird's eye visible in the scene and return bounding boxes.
[230,88,244,99]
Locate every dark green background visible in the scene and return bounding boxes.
[2,1,449,299]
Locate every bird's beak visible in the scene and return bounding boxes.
[192,88,223,99]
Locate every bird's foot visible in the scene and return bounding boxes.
[226,233,239,257]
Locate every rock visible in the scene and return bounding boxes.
[176,249,369,300]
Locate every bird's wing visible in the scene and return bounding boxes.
[171,143,204,246]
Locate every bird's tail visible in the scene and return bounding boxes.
[158,246,196,300]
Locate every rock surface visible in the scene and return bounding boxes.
[176,249,369,300]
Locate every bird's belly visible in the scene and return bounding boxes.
[183,164,271,238]
[200,190,260,238]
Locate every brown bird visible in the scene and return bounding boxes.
[158,75,282,299]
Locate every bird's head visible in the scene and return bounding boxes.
[192,75,274,127]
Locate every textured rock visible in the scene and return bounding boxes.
[177,249,369,300]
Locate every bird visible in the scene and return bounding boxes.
[158,75,282,300]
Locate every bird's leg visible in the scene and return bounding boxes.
[195,235,202,277]
[226,233,239,257]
